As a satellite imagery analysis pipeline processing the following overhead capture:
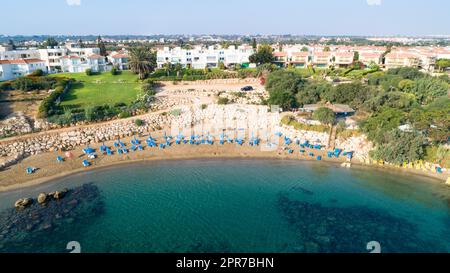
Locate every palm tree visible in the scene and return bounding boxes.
[163,62,172,77]
[129,47,156,80]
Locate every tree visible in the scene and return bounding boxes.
[370,129,425,164]
[252,38,257,50]
[77,39,84,48]
[43,37,58,48]
[8,39,16,50]
[296,81,332,107]
[313,107,336,125]
[323,46,331,52]
[174,63,183,76]
[436,59,450,72]
[409,76,448,104]
[301,46,308,52]
[163,62,172,76]
[322,81,372,109]
[30,69,44,77]
[353,51,359,62]
[97,35,107,57]
[387,67,424,80]
[218,61,225,70]
[129,47,157,80]
[398,79,414,92]
[360,108,404,144]
[249,44,274,65]
[266,70,304,110]
[409,97,450,143]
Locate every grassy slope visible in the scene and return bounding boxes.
[55,71,140,108]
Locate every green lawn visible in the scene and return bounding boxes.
[55,71,141,109]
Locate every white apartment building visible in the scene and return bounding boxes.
[38,47,67,73]
[157,45,254,69]
[108,50,129,70]
[0,49,41,60]
[60,54,107,73]
[0,59,47,81]
[0,42,104,74]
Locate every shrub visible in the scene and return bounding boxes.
[111,67,119,75]
[30,69,44,77]
[37,80,71,118]
[0,82,12,91]
[312,107,336,125]
[134,119,144,126]
[118,111,130,119]
[281,115,330,133]
[217,97,229,105]
[141,83,156,95]
[12,77,34,91]
[85,69,93,76]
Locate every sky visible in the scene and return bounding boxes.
[1,0,449,36]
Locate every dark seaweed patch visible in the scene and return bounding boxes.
[277,193,447,253]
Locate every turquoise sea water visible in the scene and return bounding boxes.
[0,159,449,253]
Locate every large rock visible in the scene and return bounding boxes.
[14,198,32,209]
[53,191,65,200]
[37,193,48,204]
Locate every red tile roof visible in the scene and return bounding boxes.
[292,52,309,57]
[273,52,287,57]
[88,54,104,59]
[314,52,332,57]
[334,52,354,57]
[111,53,129,58]
[0,58,45,64]
[386,52,418,59]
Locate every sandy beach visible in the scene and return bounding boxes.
[0,130,447,193]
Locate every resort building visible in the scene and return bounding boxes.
[290,52,309,68]
[60,54,107,73]
[333,52,355,68]
[384,52,420,69]
[0,59,47,81]
[108,50,129,70]
[358,52,383,66]
[38,47,67,73]
[0,42,104,74]
[0,49,41,61]
[156,45,254,69]
[273,51,288,67]
[312,51,332,68]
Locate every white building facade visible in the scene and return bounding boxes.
[0,59,47,81]
[157,45,254,69]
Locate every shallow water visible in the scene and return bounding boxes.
[0,159,449,253]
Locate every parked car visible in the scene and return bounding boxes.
[241,86,253,91]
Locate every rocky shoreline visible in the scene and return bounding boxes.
[0,112,171,169]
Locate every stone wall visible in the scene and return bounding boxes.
[0,113,171,169]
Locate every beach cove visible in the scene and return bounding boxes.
[0,157,449,253]
[0,130,448,193]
